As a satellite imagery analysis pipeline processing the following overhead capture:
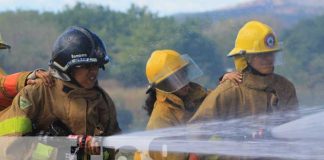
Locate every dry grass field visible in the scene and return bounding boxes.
[100,80,149,132]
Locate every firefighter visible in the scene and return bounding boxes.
[140,49,208,160]
[145,50,208,129]
[0,33,54,110]
[145,50,242,130]
[130,50,241,160]
[190,20,299,125]
[0,26,121,159]
[188,20,299,160]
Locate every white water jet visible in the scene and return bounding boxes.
[271,110,324,140]
[103,106,324,159]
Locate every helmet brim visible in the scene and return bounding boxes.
[0,43,11,50]
[154,54,203,93]
[227,48,281,57]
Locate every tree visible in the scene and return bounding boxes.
[172,20,224,88]
[0,11,59,72]
[279,16,324,105]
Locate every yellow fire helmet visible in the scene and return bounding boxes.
[146,49,202,93]
[0,33,11,50]
[228,20,281,71]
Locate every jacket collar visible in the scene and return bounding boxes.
[156,89,184,109]
[156,82,207,110]
[55,78,100,99]
[243,71,276,91]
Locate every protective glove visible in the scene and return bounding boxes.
[68,135,101,155]
[250,128,272,140]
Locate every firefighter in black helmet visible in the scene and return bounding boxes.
[49,26,110,82]
[0,26,120,160]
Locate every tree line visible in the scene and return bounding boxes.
[0,3,323,105]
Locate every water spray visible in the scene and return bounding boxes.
[103,106,324,159]
[2,106,324,159]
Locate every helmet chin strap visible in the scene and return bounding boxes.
[68,76,83,88]
[50,66,99,88]
[66,68,86,88]
[101,65,105,70]
[49,67,71,81]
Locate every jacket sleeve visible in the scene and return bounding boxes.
[146,104,188,160]
[0,71,31,109]
[0,82,45,159]
[0,82,44,136]
[99,89,122,136]
[281,82,300,121]
[189,81,238,123]
[286,84,299,111]
[146,102,178,130]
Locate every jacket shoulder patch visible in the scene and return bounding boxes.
[19,96,31,109]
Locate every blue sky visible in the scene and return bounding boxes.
[0,0,251,15]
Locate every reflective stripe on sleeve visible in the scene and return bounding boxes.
[0,116,32,136]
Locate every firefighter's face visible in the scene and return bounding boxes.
[174,84,190,97]
[72,63,99,89]
[248,52,275,75]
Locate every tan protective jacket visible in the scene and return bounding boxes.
[147,82,208,130]
[0,78,120,159]
[189,72,298,160]
[146,82,208,160]
[0,78,120,135]
[190,72,298,122]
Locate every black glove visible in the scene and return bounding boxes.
[37,120,72,136]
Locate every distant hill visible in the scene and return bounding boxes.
[175,0,324,29]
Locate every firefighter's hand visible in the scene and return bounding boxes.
[250,128,273,140]
[27,70,54,87]
[84,136,101,155]
[220,71,242,86]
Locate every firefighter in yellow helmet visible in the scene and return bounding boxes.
[188,20,299,160]
[0,26,120,159]
[191,20,299,121]
[145,50,208,127]
[141,49,208,160]
[128,50,241,160]
[0,33,54,110]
